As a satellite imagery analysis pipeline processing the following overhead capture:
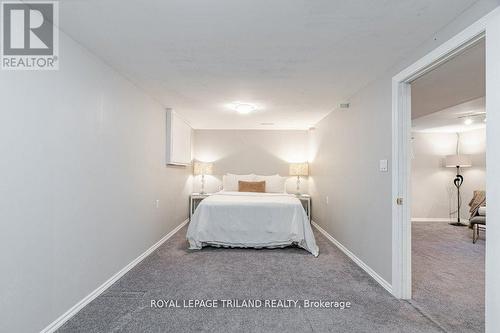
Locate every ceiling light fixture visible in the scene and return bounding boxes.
[228,102,259,114]
[463,118,473,126]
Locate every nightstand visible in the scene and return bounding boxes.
[297,194,311,222]
[190,193,212,220]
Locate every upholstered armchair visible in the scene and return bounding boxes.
[468,190,486,243]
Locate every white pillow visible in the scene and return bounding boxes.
[254,174,286,193]
[222,174,255,191]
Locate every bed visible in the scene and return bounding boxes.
[186,191,319,256]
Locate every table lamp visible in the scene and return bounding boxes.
[289,162,309,195]
[193,161,213,194]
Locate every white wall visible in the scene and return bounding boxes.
[485,7,500,333]
[0,33,191,332]
[309,81,393,281]
[411,129,486,220]
[309,1,498,284]
[193,130,309,193]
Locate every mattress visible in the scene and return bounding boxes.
[186,191,319,256]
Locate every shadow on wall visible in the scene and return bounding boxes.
[215,147,289,175]
[411,129,486,219]
[192,130,310,193]
[192,147,307,193]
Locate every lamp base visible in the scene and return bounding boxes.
[449,222,468,227]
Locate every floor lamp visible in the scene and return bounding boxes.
[445,154,472,226]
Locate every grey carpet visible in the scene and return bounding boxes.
[411,222,485,333]
[58,226,444,333]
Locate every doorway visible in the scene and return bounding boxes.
[391,24,486,300]
[408,39,485,332]
[390,7,499,332]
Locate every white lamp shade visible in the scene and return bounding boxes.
[193,162,213,175]
[445,154,472,168]
[289,162,309,176]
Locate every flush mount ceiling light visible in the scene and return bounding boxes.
[227,102,259,114]
[458,112,485,126]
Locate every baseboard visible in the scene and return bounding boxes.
[311,221,393,294]
[40,218,189,333]
[411,217,469,223]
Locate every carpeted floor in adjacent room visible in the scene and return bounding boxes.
[58,226,447,333]
[411,222,485,333]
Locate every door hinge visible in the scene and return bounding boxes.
[396,197,404,205]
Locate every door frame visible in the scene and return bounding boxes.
[391,16,488,299]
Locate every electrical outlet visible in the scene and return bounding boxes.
[155,199,160,208]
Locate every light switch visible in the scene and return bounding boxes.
[379,159,388,172]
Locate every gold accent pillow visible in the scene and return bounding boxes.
[238,180,266,193]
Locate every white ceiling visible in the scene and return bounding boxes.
[411,39,485,119]
[412,97,486,133]
[58,0,481,129]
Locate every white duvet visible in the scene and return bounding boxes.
[186,191,319,256]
